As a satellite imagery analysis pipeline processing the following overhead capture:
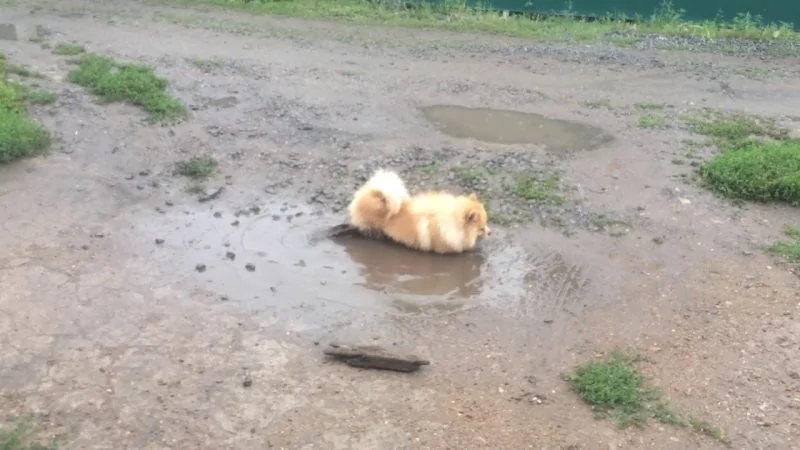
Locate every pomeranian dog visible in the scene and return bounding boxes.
[347,169,491,254]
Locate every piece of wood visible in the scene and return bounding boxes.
[324,342,430,373]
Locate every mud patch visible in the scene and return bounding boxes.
[421,105,612,151]
[129,201,590,327]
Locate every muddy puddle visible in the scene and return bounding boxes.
[131,201,589,325]
[421,105,612,151]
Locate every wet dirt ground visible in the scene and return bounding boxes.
[1,1,800,449]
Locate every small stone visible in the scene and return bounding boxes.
[225,251,236,261]
[125,174,135,180]
[220,296,229,302]
[139,169,151,176]
[165,200,174,207]
[155,238,164,245]
[242,378,252,388]
[213,211,222,218]
[230,220,240,227]
[195,263,207,273]
[269,286,277,293]
[245,263,255,272]
[81,244,89,250]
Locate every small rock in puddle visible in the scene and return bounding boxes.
[225,251,236,261]
[230,220,240,227]
[245,263,255,272]
[213,211,222,218]
[195,263,207,273]
[155,238,164,245]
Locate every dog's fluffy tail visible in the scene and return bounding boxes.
[348,169,410,231]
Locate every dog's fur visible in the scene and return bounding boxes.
[347,169,491,254]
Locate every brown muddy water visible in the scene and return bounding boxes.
[421,105,613,150]
[131,201,590,325]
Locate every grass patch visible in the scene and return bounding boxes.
[637,113,667,129]
[511,173,564,205]
[66,53,186,123]
[22,89,58,105]
[0,56,51,163]
[684,110,786,148]
[697,139,800,204]
[175,155,218,179]
[634,102,665,110]
[188,58,225,71]
[165,0,800,45]
[583,99,613,110]
[4,63,44,79]
[766,226,800,271]
[565,350,729,445]
[0,416,60,450]
[52,42,86,56]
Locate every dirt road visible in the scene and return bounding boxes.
[1,1,799,448]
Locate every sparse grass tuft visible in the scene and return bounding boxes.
[0,56,51,163]
[52,42,86,56]
[186,181,207,194]
[23,89,58,105]
[175,155,218,180]
[511,173,564,205]
[188,58,225,71]
[684,110,786,148]
[565,350,729,445]
[697,139,800,204]
[637,114,667,129]
[583,99,613,109]
[4,63,44,79]
[634,102,665,110]
[0,416,60,450]
[766,226,800,271]
[66,53,186,123]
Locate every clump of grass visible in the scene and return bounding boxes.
[697,139,800,204]
[634,102,665,110]
[0,416,60,450]
[565,350,729,445]
[511,173,565,204]
[766,226,800,271]
[23,89,57,105]
[52,42,86,56]
[188,58,225,71]
[0,56,51,163]
[683,110,787,152]
[637,113,668,129]
[66,53,186,123]
[4,63,44,79]
[583,99,613,110]
[175,155,218,179]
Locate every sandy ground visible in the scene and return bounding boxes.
[1,1,799,449]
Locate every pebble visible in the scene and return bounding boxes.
[195,263,206,273]
[245,263,255,272]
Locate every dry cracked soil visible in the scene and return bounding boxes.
[1,1,800,449]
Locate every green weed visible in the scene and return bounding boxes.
[637,114,667,129]
[634,102,665,110]
[52,42,86,56]
[0,416,59,450]
[511,173,564,205]
[766,226,800,271]
[174,155,218,179]
[23,89,57,105]
[66,53,186,123]
[565,350,729,445]
[697,139,800,204]
[0,56,51,163]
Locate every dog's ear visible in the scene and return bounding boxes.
[468,193,478,201]
[466,210,478,223]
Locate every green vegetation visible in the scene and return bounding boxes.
[167,0,799,45]
[766,226,800,271]
[175,155,218,179]
[0,55,51,164]
[637,113,667,129]
[52,42,86,56]
[23,89,58,106]
[0,417,59,450]
[565,350,729,445]
[188,58,225,71]
[4,63,43,79]
[511,173,564,205]
[684,110,786,149]
[698,140,799,204]
[66,53,186,123]
[634,102,665,110]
